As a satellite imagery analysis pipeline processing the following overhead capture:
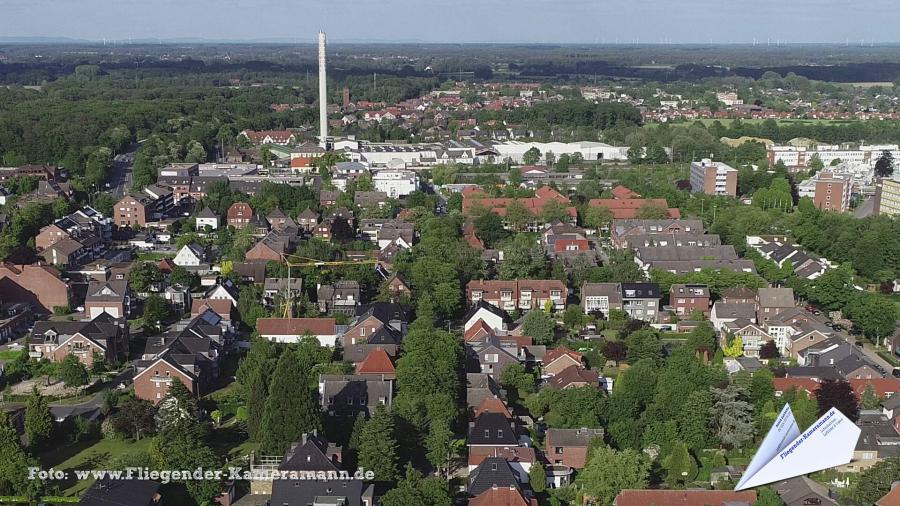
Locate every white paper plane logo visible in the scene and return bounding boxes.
[735,405,861,491]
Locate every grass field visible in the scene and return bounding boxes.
[38,437,153,497]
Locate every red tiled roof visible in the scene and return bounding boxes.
[157,258,176,273]
[465,319,495,342]
[772,377,820,395]
[611,185,641,199]
[356,348,395,375]
[462,187,577,219]
[876,485,900,506]
[468,446,536,467]
[257,318,336,336]
[850,378,900,398]
[469,486,529,506]
[773,377,900,399]
[588,198,681,220]
[547,365,600,389]
[191,298,233,319]
[613,489,757,506]
[291,157,313,168]
[473,396,512,420]
[543,346,583,366]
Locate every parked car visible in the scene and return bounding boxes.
[892,368,900,378]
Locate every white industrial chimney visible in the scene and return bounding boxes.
[318,31,328,149]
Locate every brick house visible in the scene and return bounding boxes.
[84,279,131,319]
[466,279,567,313]
[226,202,253,229]
[545,427,604,469]
[669,284,711,317]
[0,263,70,313]
[29,313,128,367]
[134,328,222,404]
[114,186,174,228]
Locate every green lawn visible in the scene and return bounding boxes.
[135,252,174,261]
[0,349,25,360]
[38,437,153,497]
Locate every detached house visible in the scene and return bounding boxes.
[226,202,253,229]
[545,427,604,469]
[195,206,219,230]
[581,282,661,322]
[257,318,338,347]
[134,325,222,403]
[669,284,711,317]
[173,242,207,268]
[29,313,128,368]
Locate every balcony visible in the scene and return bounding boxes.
[29,351,43,359]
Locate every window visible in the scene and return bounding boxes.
[484,429,490,438]
[555,447,563,454]
[497,430,503,438]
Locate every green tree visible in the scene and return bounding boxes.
[358,405,399,482]
[874,150,895,178]
[582,205,614,231]
[499,234,548,280]
[635,202,670,219]
[58,354,90,388]
[852,457,900,505]
[25,387,54,449]
[578,445,650,506]
[530,462,547,493]
[379,464,452,506]
[109,398,157,440]
[664,442,697,487]
[710,383,756,449]
[523,147,542,165]
[754,487,785,506]
[143,294,171,332]
[677,389,713,450]
[0,411,45,501]
[500,362,535,396]
[504,199,533,232]
[540,199,571,224]
[259,350,322,455]
[473,212,509,248]
[155,377,200,432]
[625,328,663,363]
[508,167,523,186]
[521,309,556,345]
[128,262,164,292]
[859,383,881,410]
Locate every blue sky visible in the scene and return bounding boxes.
[2,0,898,43]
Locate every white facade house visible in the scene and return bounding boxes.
[768,144,900,170]
[173,243,205,267]
[195,207,219,230]
[372,169,419,198]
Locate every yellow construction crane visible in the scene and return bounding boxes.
[277,252,378,318]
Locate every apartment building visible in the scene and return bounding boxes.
[799,172,853,212]
[690,159,738,197]
[874,176,900,216]
[580,282,661,322]
[466,279,567,312]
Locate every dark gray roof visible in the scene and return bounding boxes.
[196,206,217,219]
[270,478,365,506]
[620,283,660,299]
[467,412,517,446]
[468,457,520,496]
[279,433,340,472]
[78,478,160,506]
[545,427,604,448]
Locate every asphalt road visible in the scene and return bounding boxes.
[853,197,875,218]
[109,142,139,199]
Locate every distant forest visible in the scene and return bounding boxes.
[2,43,900,85]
